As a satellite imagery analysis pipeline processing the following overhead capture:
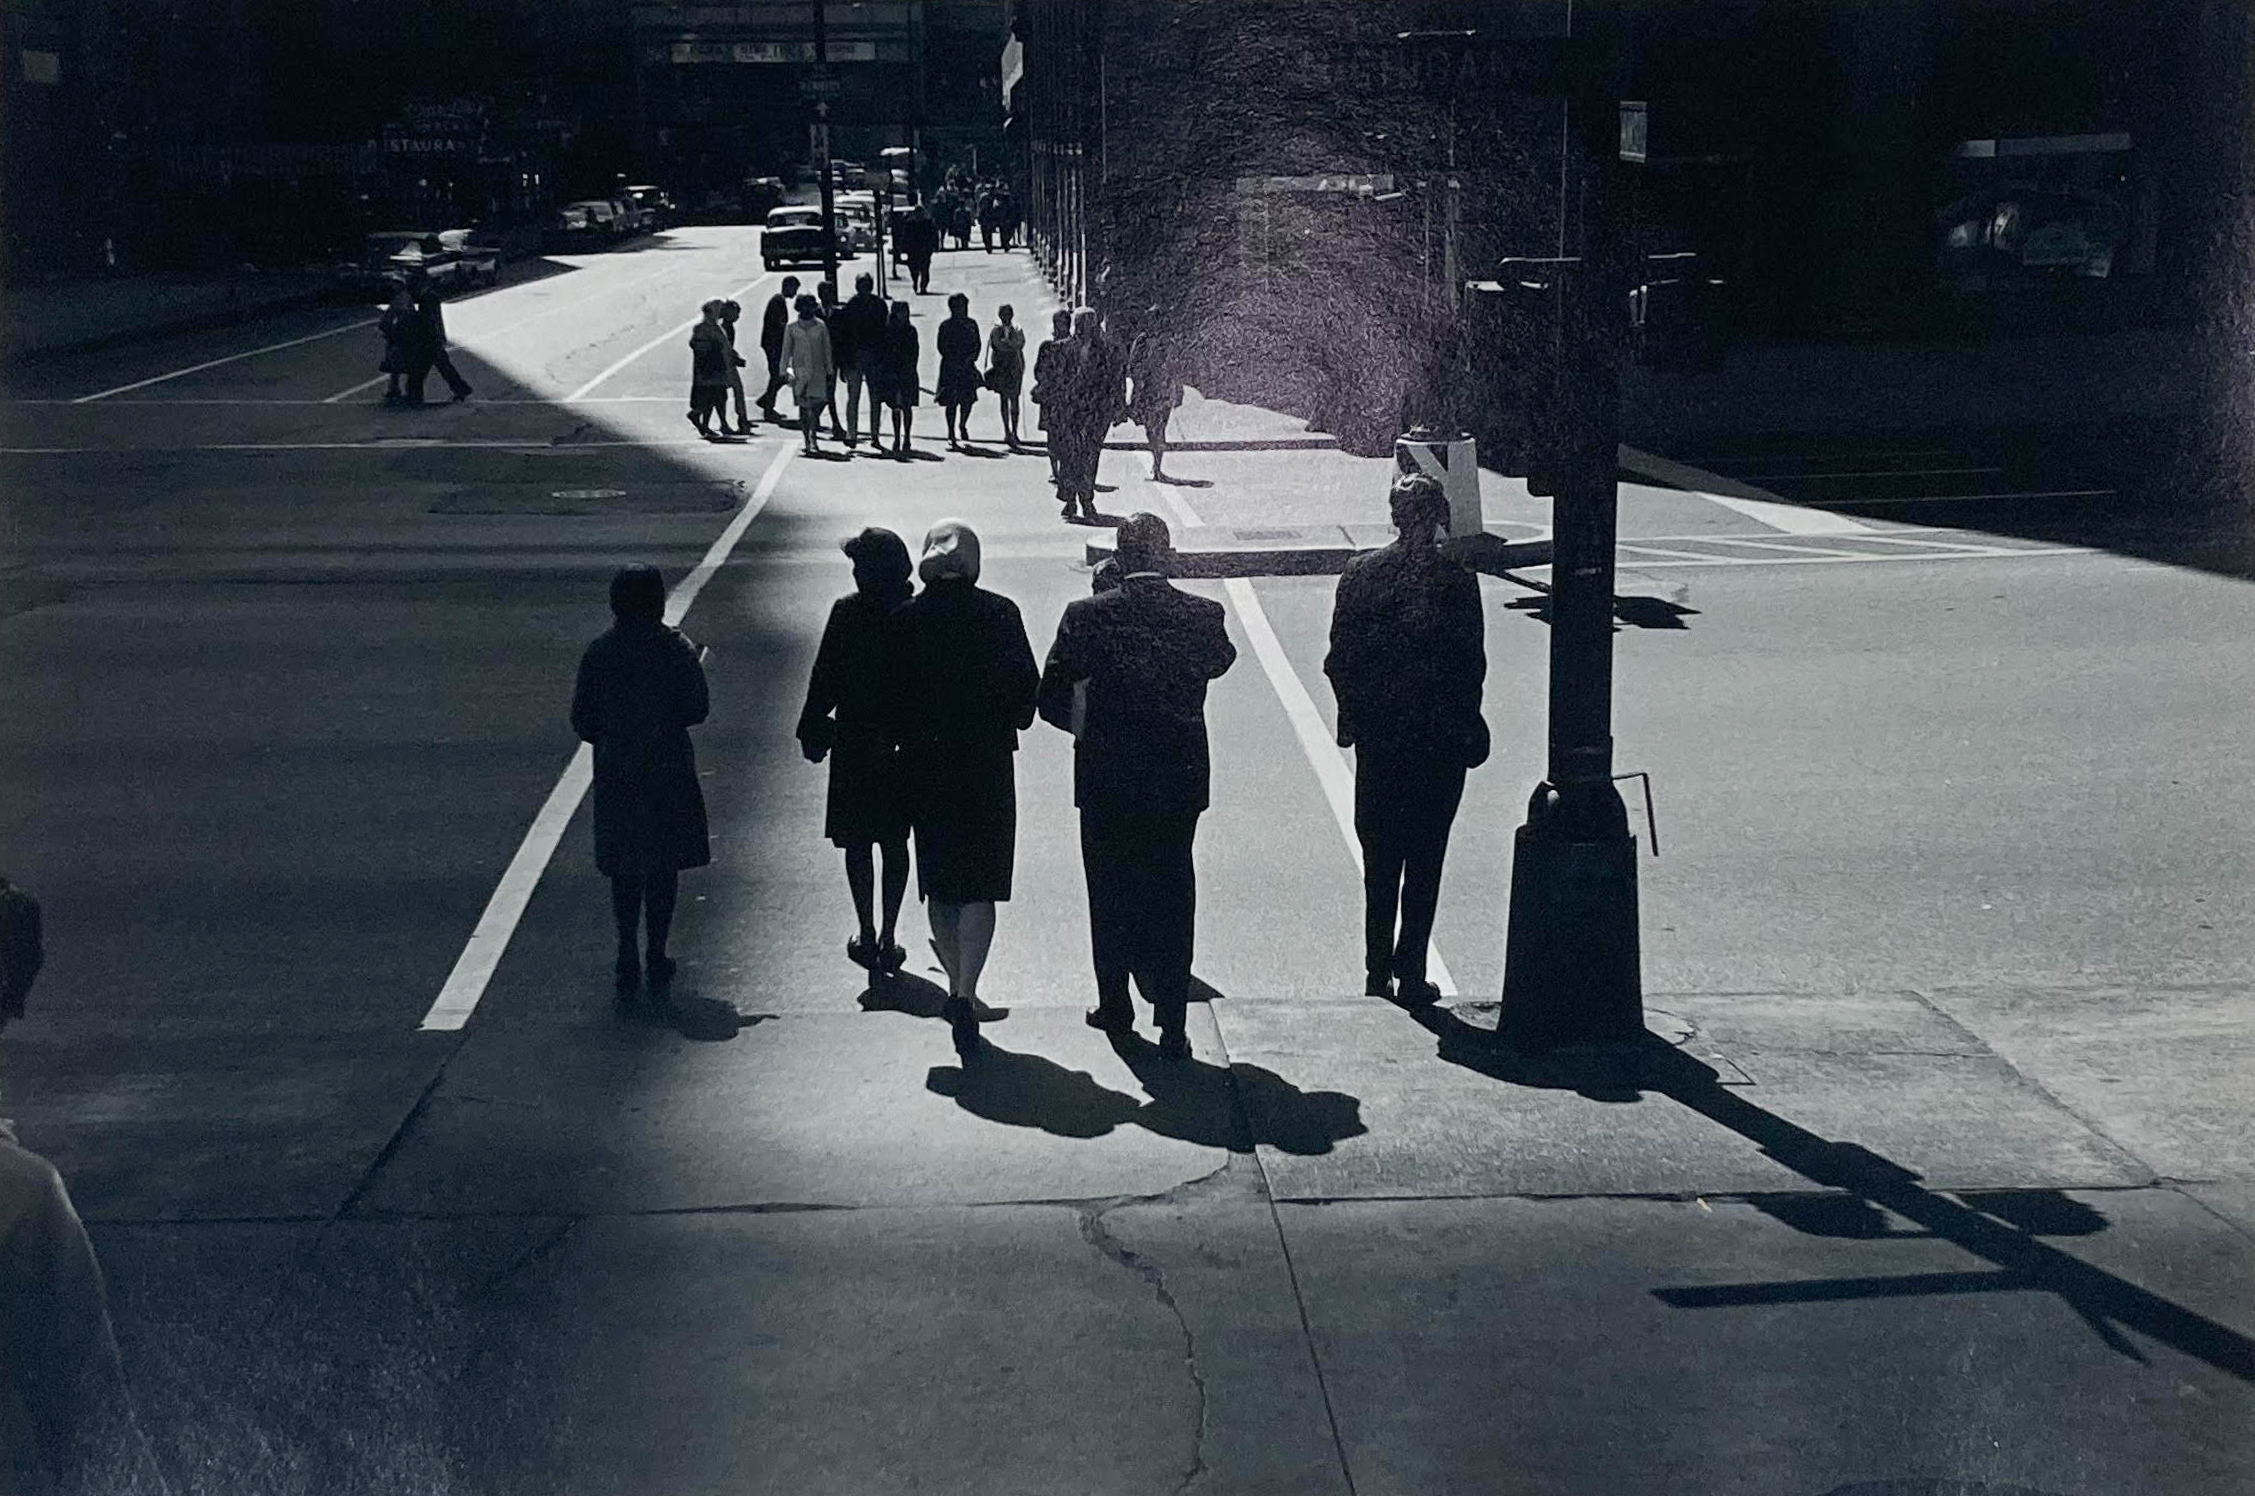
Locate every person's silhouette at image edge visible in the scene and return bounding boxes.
[0,875,171,1494]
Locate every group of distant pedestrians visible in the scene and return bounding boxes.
[375,277,473,406]
[571,471,1490,1061]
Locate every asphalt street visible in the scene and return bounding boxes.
[1,226,2250,1494]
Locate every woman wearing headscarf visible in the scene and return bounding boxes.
[884,521,1039,1057]
[986,302,1027,449]
[1030,308,1076,493]
[780,292,836,455]
[798,528,915,979]
[934,292,983,450]
[874,299,921,458]
[571,565,712,1008]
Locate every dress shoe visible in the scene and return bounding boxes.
[1085,1004,1134,1035]
[1364,975,1393,999]
[846,936,875,971]
[942,996,980,1058]
[647,953,678,989]
[1394,976,1443,1006]
[1157,1029,1191,1061]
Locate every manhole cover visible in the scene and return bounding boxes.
[552,488,628,500]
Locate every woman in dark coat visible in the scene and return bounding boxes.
[798,527,915,978]
[378,285,415,404]
[884,520,1039,1057]
[874,300,921,458]
[571,564,711,1006]
[934,292,983,450]
[1125,305,1186,480]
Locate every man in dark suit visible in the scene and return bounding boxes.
[757,275,799,421]
[1325,473,1488,1005]
[833,272,889,450]
[1038,513,1236,1058]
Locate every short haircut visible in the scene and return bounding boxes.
[794,294,820,317]
[1389,472,1450,534]
[609,564,666,623]
[1113,511,1171,573]
[842,527,913,602]
[782,276,801,293]
[947,292,969,312]
[855,273,874,292]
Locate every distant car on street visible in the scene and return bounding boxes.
[743,176,787,219]
[556,199,624,247]
[828,159,866,190]
[763,205,847,270]
[623,185,674,231]
[835,192,878,252]
[332,229,492,298]
[1937,185,2129,285]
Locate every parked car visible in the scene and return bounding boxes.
[568,199,625,242]
[828,159,866,190]
[763,205,845,270]
[622,185,675,231]
[1937,184,2129,284]
[332,229,486,298]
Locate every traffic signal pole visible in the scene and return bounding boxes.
[811,0,839,296]
[1495,10,1645,1050]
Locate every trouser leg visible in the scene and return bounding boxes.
[1355,754,1407,988]
[1079,810,1134,1014]
[433,349,471,397]
[1139,811,1200,1036]
[1391,766,1465,984]
[609,876,643,964]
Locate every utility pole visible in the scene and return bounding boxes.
[1495,2,1646,1050]
[811,0,839,296]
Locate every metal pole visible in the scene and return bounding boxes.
[812,0,839,296]
[1496,6,1644,1050]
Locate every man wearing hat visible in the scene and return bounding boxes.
[1036,514,1236,1059]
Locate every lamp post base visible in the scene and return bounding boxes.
[1497,781,1643,1050]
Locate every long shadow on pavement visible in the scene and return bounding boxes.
[1406,1001,2255,1385]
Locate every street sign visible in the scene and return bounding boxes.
[800,67,841,101]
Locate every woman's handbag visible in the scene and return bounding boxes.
[983,362,1011,393]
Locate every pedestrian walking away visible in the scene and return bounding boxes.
[781,293,836,455]
[1058,306,1121,524]
[875,299,921,458]
[1323,473,1489,1005]
[571,565,713,1011]
[685,299,732,439]
[799,528,917,979]
[758,276,800,419]
[1125,304,1186,480]
[883,521,1040,1058]
[816,282,852,442]
[987,302,1027,449]
[377,285,415,404]
[833,272,890,451]
[934,292,983,449]
[405,285,473,404]
[1036,512,1236,1060]
[1031,308,1074,488]
[0,876,172,1496]
[719,298,753,436]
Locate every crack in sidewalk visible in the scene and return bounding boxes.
[1068,1163,1239,1495]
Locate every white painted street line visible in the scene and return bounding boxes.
[566,272,774,401]
[1679,535,1886,560]
[1137,470,1458,998]
[321,259,691,403]
[1787,466,2003,481]
[1609,546,2090,570]
[420,440,799,1033]
[1816,488,2117,506]
[72,318,379,403]
[2,437,773,454]
[1618,443,1878,536]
